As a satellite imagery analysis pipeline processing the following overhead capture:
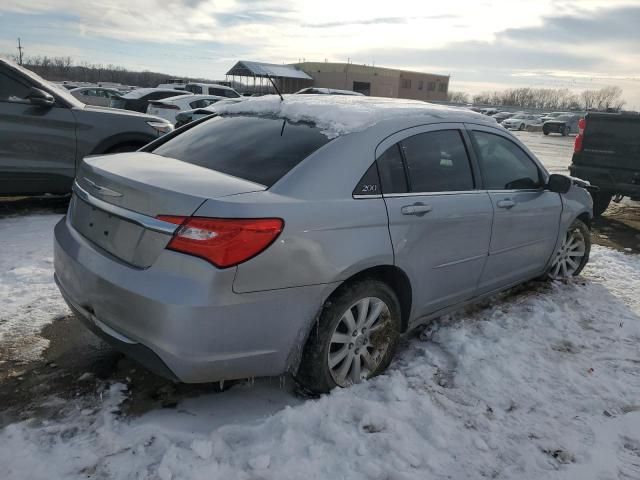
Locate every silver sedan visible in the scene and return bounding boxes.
[54,98,592,393]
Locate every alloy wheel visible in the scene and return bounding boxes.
[549,226,587,279]
[327,297,392,387]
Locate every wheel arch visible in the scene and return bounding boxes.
[325,265,413,333]
[90,132,157,155]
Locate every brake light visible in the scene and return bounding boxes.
[574,118,586,152]
[158,216,283,268]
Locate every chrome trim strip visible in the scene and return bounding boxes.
[72,181,178,235]
[383,190,485,198]
[353,194,383,199]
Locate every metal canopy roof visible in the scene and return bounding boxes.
[226,61,312,80]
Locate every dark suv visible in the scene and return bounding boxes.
[0,58,173,196]
[570,112,640,216]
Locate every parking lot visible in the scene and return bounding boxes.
[1,131,639,479]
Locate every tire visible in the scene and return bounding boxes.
[547,219,591,279]
[519,123,525,131]
[591,191,612,217]
[543,127,549,136]
[295,279,401,394]
[562,126,569,136]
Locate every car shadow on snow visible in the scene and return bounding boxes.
[0,195,70,218]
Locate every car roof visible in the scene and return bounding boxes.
[186,82,235,90]
[210,94,497,138]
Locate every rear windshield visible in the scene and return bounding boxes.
[584,116,640,155]
[152,115,331,187]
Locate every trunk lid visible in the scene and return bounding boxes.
[71,152,266,267]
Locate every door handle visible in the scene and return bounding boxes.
[401,203,432,216]
[497,199,515,209]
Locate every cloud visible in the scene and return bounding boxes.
[302,14,457,28]
[500,6,640,45]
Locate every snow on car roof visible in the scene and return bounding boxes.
[211,94,483,138]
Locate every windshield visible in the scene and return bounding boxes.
[152,115,332,187]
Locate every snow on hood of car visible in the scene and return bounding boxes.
[210,94,477,138]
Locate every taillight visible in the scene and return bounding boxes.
[157,216,283,268]
[574,118,586,153]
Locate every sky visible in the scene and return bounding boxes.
[1,0,639,108]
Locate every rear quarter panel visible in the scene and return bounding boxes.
[193,133,395,293]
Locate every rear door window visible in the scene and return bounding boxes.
[152,116,331,187]
[377,144,408,194]
[400,130,475,192]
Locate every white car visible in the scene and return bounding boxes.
[184,83,241,98]
[69,87,122,107]
[146,94,227,123]
[502,114,542,131]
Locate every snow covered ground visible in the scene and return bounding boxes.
[1,212,639,479]
[0,214,68,362]
[1,133,639,479]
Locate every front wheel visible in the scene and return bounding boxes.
[295,279,401,394]
[548,219,590,279]
[519,123,525,131]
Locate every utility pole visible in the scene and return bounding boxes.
[17,38,24,65]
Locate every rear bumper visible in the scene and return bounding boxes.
[569,164,640,197]
[53,215,334,383]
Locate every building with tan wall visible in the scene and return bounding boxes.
[292,62,450,101]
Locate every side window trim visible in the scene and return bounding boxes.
[464,123,548,192]
[376,123,472,197]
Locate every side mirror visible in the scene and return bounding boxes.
[547,174,572,194]
[27,87,55,107]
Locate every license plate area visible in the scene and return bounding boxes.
[70,195,170,267]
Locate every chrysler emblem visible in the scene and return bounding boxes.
[83,178,123,197]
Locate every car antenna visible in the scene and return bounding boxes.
[265,73,284,102]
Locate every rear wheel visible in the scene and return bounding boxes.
[562,126,569,136]
[591,191,612,217]
[295,279,401,394]
[548,219,590,279]
[543,127,549,135]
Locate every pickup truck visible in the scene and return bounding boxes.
[569,112,640,216]
[0,58,173,196]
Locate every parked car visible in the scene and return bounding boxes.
[570,113,640,216]
[0,58,173,195]
[173,98,244,128]
[295,87,365,96]
[70,87,123,107]
[502,114,541,131]
[157,78,187,90]
[109,88,188,112]
[540,111,571,123]
[53,97,592,393]
[492,112,516,123]
[480,107,499,116]
[543,114,581,136]
[184,83,241,98]
[146,94,227,123]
